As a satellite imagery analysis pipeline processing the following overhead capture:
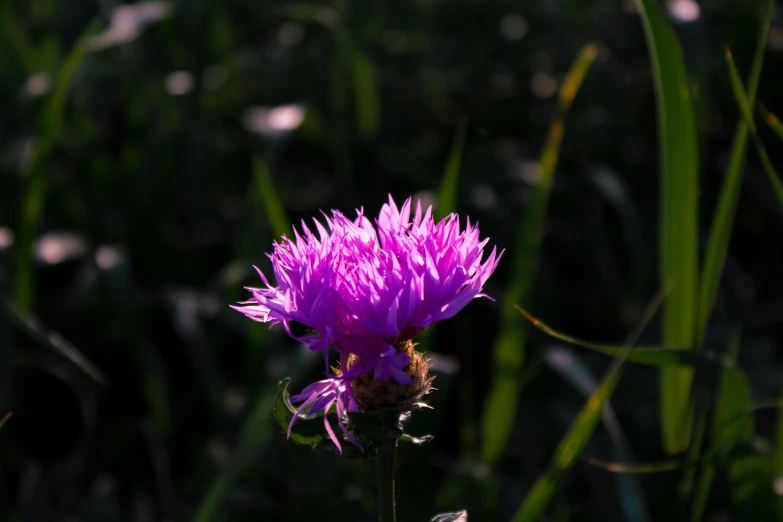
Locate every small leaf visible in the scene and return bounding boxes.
[273,378,324,447]
[400,433,434,446]
[430,510,468,522]
[347,409,403,443]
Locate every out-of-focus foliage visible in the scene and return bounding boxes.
[1,1,782,521]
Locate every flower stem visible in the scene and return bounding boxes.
[376,439,398,522]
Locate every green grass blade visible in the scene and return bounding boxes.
[252,156,292,240]
[510,351,626,522]
[697,0,771,346]
[3,297,108,385]
[518,308,731,370]
[479,43,598,467]
[0,3,38,73]
[635,0,700,454]
[351,45,381,139]
[15,19,100,310]
[436,118,469,221]
[724,48,783,213]
[758,104,783,142]
[0,412,11,431]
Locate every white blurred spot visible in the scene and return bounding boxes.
[0,227,14,248]
[165,71,193,96]
[278,22,304,46]
[516,159,541,184]
[412,190,437,213]
[545,347,574,371]
[471,184,498,209]
[315,7,339,26]
[500,14,529,41]
[768,28,783,51]
[207,438,229,464]
[775,476,783,496]
[35,232,88,264]
[24,72,51,97]
[202,65,227,90]
[530,72,558,99]
[95,245,122,270]
[426,351,460,374]
[242,104,305,136]
[223,385,248,416]
[88,1,172,51]
[667,0,700,23]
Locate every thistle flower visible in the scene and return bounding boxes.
[232,195,502,452]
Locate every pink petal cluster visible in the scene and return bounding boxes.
[232,195,502,451]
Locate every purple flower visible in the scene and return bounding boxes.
[232,195,502,451]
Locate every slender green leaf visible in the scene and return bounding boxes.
[15,19,101,310]
[436,118,469,220]
[351,46,380,138]
[510,349,626,522]
[724,47,783,213]
[758,104,783,143]
[519,308,732,370]
[635,0,700,454]
[252,156,291,240]
[0,3,38,73]
[3,297,108,385]
[0,412,11,430]
[697,0,771,345]
[480,43,598,467]
[273,377,325,447]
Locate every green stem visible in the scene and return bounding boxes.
[376,439,398,522]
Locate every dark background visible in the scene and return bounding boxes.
[1,0,782,521]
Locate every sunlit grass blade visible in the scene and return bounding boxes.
[697,0,771,346]
[193,386,277,522]
[15,19,100,310]
[518,308,731,370]
[479,42,598,467]
[635,0,699,454]
[0,412,11,430]
[581,456,680,474]
[724,48,783,213]
[436,118,468,220]
[252,156,292,240]
[2,296,108,385]
[510,349,627,522]
[758,104,783,142]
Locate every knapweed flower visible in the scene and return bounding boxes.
[232,195,502,452]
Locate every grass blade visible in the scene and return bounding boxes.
[518,308,731,370]
[351,45,380,139]
[697,0,771,346]
[15,19,100,310]
[252,156,292,240]
[3,296,108,385]
[511,350,627,522]
[635,0,700,454]
[0,412,11,431]
[724,48,783,213]
[758,104,783,142]
[436,118,469,220]
[480,43,598,467]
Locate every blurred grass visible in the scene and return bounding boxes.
[759,105,783,142]
[635,0,699,456]
[724,47,783,213]
[435,118,468,221]
[480,42,598,468]
[0,412,10,431]
[252,157,292,240]
[14,19,100,310]
[697,0,771,346]
[510,345,627,522]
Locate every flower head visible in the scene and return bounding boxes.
[232,195,502,451]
